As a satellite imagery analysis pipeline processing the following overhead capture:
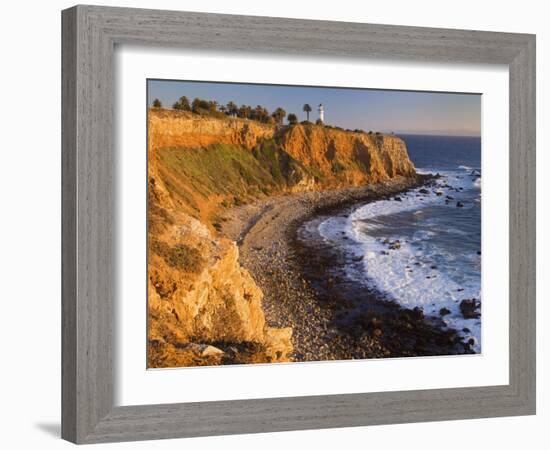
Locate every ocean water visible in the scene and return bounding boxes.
[316,135,482,351]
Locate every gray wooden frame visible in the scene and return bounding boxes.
[62,4,536,444]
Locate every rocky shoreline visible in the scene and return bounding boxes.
[221,175,475,362]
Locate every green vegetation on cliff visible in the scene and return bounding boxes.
[155,140,313,217]
[148,108,416,228]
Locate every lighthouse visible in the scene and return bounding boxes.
[318,103,324,123]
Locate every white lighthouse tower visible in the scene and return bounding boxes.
[318,103,324,123]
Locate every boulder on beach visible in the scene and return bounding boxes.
[200,345,225,357]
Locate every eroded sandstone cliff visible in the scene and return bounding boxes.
[147,109,416,367]
[148,110,415,190]
[279,123,416,187]
[148,161,292,367]
[148,109,275,151]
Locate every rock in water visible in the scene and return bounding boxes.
[459,299,481,319]
[388,240,401,250]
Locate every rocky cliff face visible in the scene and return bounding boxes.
[148,109,275,151]
[147,165,292,367]
[279,124,416,187]
[148,109,416,192]
[148,110,415,189]
[147,109,416,367]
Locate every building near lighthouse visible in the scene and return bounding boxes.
[318,103,324,123]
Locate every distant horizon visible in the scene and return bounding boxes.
[396,132,482,138]
[148,79,481,137]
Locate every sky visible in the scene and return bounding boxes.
[148,79,481,137]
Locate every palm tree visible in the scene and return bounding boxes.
[303,103,312,121]
[238,105,252,119]
[226,101,238,117]
[253,105,270,122]
[173,96,190,111]
[272,107,286,125]
[287,113,298,125]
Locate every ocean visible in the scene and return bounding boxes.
[313,135,482,352]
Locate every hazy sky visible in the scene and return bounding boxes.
[148,79,481,137]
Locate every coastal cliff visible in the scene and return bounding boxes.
[148,109,275,151]
[148,162,292,367]
[148,109,416,219]
[280,123,416,186]
[147,108,417,367]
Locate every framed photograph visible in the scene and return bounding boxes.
[62,5,536,444]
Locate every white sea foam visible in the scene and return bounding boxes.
[317,167,482,352]
[349,228,481,350]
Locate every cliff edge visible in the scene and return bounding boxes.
[147,109,417,367]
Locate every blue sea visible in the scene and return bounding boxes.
[316,135,482,351]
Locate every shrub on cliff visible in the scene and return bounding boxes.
[168,244,204,272]
[151,240,205,274]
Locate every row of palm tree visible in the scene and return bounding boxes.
[153,97,319,125]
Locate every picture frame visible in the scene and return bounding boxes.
[61,4,536,444]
